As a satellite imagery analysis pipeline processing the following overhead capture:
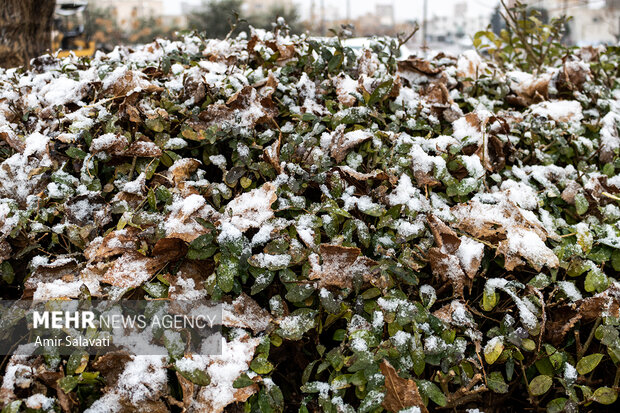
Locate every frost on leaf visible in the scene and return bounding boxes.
[506,70,550,106]
[380,359,428,413]
[329,126,374,163]
[164,194,217,242]
[196,85,277,129]
[223,182,277,232]
[190,333,261,413]
[546,283,620,346]
[168,158,202,185]
[90,133,162,157]
[222,293,273,333]
[427,215,483,296]
[102,67,164,96]
[101,238,187,289]
[308,244,378,289]
[452,199,559,271]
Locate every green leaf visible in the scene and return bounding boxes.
[487,371,509,394]
[576,353,604,375]
[0,261,14,284]
[285,284,315,303]
[522,338,536,351]
[233,373,255,388]
[187,233,217,260]
[67,350,89,375]
[484,338,504,365]
[301,360,319,385]
[177,366,211,386]
[367,79,393,107]
[546,398,567,413]
[250,354,274,374]
[1,401,21,413]
[482,288,499,311]
[163,331,185,360]
[585,268,608,293]
[529,375,553,396]
[592,387,618,405]
[66,146,87,159]
[58,375,80,393]
[250,268,274,295]
[145,117,165,132]
[147,188,157,210]
[417,379,447,406]
[217,255,239,293]
[142,281,168,298]
[612,250,620,272]
[575,193,589,215]
[328,52,344,72]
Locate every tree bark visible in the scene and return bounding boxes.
[0,0,56,68]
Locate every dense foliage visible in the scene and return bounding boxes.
[0,14,620,413]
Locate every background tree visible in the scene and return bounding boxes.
[0,0,56,68]
[188,0,302,39]
[247,5,302,34]
[188,0,243,39]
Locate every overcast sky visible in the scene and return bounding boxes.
[166,0,503,21]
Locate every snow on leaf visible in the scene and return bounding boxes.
[223,182,277,232]
[222,293,273,333]
[191,333,261,413]
[308,244,378,289]
[427,215,483,296]
[452,198,558,271]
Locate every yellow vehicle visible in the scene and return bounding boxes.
[52,0,96,58]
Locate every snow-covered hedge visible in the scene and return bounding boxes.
[1,20,620,413]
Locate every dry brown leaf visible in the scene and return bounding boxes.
[507,72,550,107]
[265,40,297,63]
[197,86,277,129]
[308,244,378,289]
[338,165,390,183]
[85,227,141,261]
[101,240,186,288]
[182,70,207,104]
[427,215,467,296]
[125,104,142,123]
[168,158,201,184]
[263,135,282,174]
[0,130,24,152]
[38,371,74,412]
[0,238,12,263]
[89,134,161,158]
[398,57,442,87]
[546,284,620,346]
[380,360,428,413]
[333,74,358,107]
[556,60,591,93]
[222,293,273,333]
[357,49,380,77]
[330,126,374,163]
[427,215,485,296]
[92,351,134,388]
[452,200,558,271]
[103,68,163,96]
[194,333,261,413]
[223,182,277,232]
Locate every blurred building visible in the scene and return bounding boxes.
[90,0,165,30]
[514,0,620,44]
[243,0,293,15]
[375,4,395,27]
[424,2,491,44]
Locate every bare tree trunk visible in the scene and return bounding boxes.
[0,0,56,68]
